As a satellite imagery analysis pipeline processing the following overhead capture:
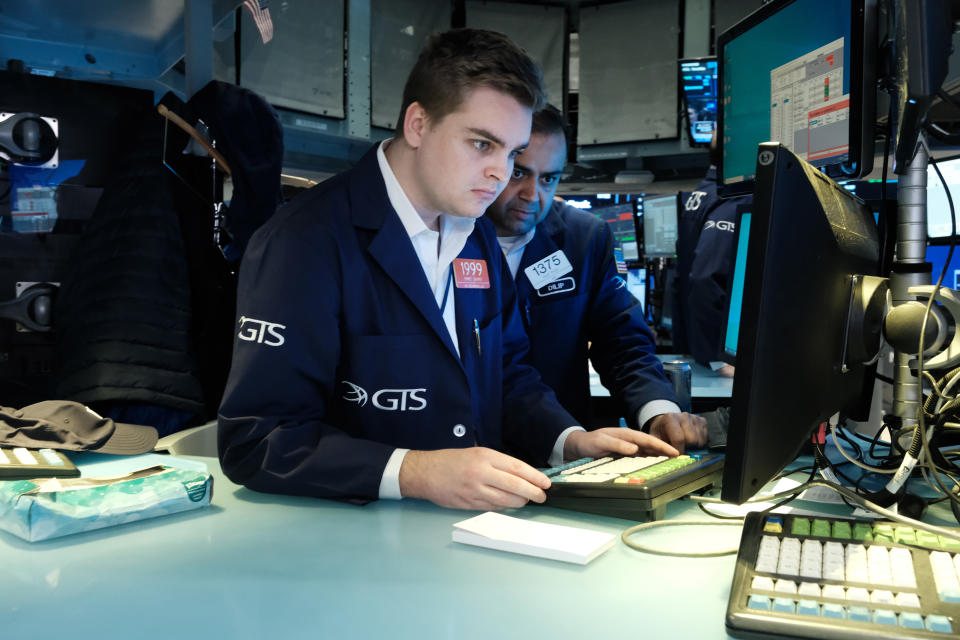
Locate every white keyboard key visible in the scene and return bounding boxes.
[867,545,892,586]
[870,589,895,605]
[895,592,921,609]
[821,585,845,600]
[888,547,916,588]
[797,582,821,598]
[751,576,775,591]
[755,536,781,574]
[846,587,870,602]
[587,456,666,475]
[775,538,801,576]
[799,540,822,579]
[561,472,621,483]
[13,448,36,464]
[560,457,613,474]
[844,547,869,584]
[929,551,960,596]
[774,579,797,594]
[0,449,8,464]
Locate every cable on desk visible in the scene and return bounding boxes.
[620,519,743,557]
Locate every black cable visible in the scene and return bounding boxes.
[875,372,894,385]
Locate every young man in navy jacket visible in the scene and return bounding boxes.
[484,106,707,453]
[218,29,677,511]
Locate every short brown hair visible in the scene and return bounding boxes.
[395,29,546,136]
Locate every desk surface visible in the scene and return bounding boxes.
[2,454,743,640]
[590,353,733,399]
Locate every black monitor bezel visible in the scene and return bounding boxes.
[678,56,718,148]
[716,0,877,190]
[640,193,680,258]
[720,142,882,504]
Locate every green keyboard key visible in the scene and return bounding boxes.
[938,535,960,552]
[832,521,852,539]
[853,522,873,542]
[917,530,940,548]
[811,519,831,537]
[895,526,918,546]
[791,518,811,536]
[873,524,895,544]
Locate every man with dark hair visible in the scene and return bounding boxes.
[485,106,707,452]
[218,29,676,511]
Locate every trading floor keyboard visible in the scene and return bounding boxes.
[539,452,723,521]
[727,511,960,639]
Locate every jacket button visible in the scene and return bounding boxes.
[452,424,466,437]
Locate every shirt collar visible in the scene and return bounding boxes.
[376,140,475,241]
[496,227,537,257]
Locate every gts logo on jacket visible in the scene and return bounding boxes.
[237,316,286,346]
[341,381,427,411]
[703,220,736,233]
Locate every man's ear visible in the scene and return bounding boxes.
[402,101,429,149]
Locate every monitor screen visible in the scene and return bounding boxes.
[927,155,960,239]
[626,267,647,312]
[679,57,718,145]
[592,203,639,261]
[927,244,960,289]
[721,142,882,504]
[641,194,679,257]
[718,0,876,185]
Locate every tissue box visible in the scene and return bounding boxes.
[0,465,213,542]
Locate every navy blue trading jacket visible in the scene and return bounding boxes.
[514,201,677,427]
[218,144,576,501]
[676,168,752,364]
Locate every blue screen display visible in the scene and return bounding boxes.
[681,59,718,144]
[722,0,852,183]
[724,212,752,357]
[927,245,960,289]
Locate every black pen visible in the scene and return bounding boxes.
[473,318,482,356]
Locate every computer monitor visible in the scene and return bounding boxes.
[720,143,884,504]
[592,202,639,261]
[927,244,960,290]
[927,155,960,239]
[625,267,646,313]
[717,0,877,186]
[679,57,718,145]
[640,194,679,258]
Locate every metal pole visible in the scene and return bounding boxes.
[890,140,929,420]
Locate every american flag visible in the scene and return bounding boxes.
[243,0,274,44]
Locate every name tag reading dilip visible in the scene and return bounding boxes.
[524,249,573,290]
[453,258,490,289]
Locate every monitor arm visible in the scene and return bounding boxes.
[0,283,57,332]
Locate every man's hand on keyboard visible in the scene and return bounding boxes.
[398,447,551,511]
[563,428,679,461]
[647,412,708,453]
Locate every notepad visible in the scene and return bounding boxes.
[452,512,616,565]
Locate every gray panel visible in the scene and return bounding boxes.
[578,0,680,145]
[715,0,763,41]
[370,0,451,130]
[465,1,565,107]
[215,2,345,118]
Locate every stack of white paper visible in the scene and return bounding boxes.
[452,512,616,565]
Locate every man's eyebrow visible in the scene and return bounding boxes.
[513,161,532,174]
[466,127,505,147]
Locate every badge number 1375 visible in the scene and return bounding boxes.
[524,250,573,290]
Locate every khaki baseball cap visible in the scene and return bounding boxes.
[0,401,158,455]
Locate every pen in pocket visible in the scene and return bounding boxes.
[473,318,482,356]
